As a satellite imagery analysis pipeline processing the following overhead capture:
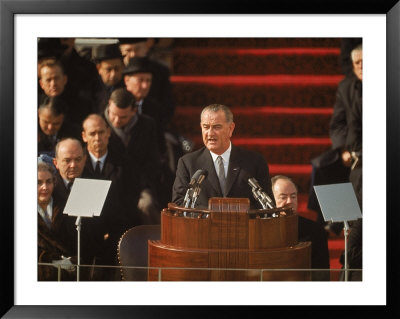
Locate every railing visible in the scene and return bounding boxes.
[38,262,362,282]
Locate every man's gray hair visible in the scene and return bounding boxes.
[200,104,234,123]
[351,43,362,62]
[271,175,298,193]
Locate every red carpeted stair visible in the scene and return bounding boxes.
[169,38,345,280]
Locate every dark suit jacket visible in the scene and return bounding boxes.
[83,149,123,183]
[108,114,161,193]
[82,150,132,261]
[329,73,362,153]
[298,216,330,280]
[141,96,167,154]
[52,172,107,264]
[172,145,273,209]
[147,58,175,126]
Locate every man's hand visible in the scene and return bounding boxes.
[52,256,76,272]
[341,150,352,167]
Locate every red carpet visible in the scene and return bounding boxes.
[170,38,345,279]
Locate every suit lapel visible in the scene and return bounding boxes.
[102,154,114,179]
[225,145,241,196]
[84,156,95,176]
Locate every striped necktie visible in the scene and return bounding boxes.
[217,156,226,196]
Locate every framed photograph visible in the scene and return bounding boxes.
[1,0,399,317]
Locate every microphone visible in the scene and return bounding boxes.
[248,177,262,190]
[248,177,276,209]
[195,169,208,186]
[184,169,208,209]
[191,169,208,208]
[188,169,207,188]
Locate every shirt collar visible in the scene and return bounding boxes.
[209,142,232,164]
[88,151,108,169]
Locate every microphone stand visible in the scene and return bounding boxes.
[183,188,192,208]
[183,187,194,217]
[252,188,268,209]
[75,216,82,281]
[191,185,201,208]
[343,220,350,281]
[251,188,276,216]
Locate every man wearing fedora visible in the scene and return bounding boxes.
[123,56,168,153]
[118,38,175,128]
[92,43,125,113]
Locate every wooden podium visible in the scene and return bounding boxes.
[148,197,311,281]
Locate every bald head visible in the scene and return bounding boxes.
[53,138,86,181]
[271,175,298,213]
[82,114,110,158]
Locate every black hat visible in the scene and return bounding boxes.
[118,38,148,45]
[38,38,68,60]
[93,44,123,63]
[122,57,153,76]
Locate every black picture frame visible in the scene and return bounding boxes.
[1,0,399,317]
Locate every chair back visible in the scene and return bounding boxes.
[118,224,161,281]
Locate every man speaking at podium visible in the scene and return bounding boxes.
[172,104,273,209]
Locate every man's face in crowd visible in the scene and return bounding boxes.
[37,169,54,207]
[82,116,111,157]
[97,58,124,87]
[120,42,149,65]
[200,110,235,155]
[53,139,86,182]
[39,65,67,97]
[108,101,137,129]
[124,73,152,101]
[352,49,362,81]
[272,178,298,213]
[38,107,64,136]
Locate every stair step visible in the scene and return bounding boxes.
[173,38,342,48]
[171,74,343,85]
[172,75,342,107]
[177,106,333,115]
[172,106,333,138]
[173,47,342,75]
[236,142,331,167]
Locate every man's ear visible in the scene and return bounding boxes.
[53,157,58,170]
[39,78,44,90]
[82,130,87,143]
[123,75,129,86]
[229,122,236,137]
